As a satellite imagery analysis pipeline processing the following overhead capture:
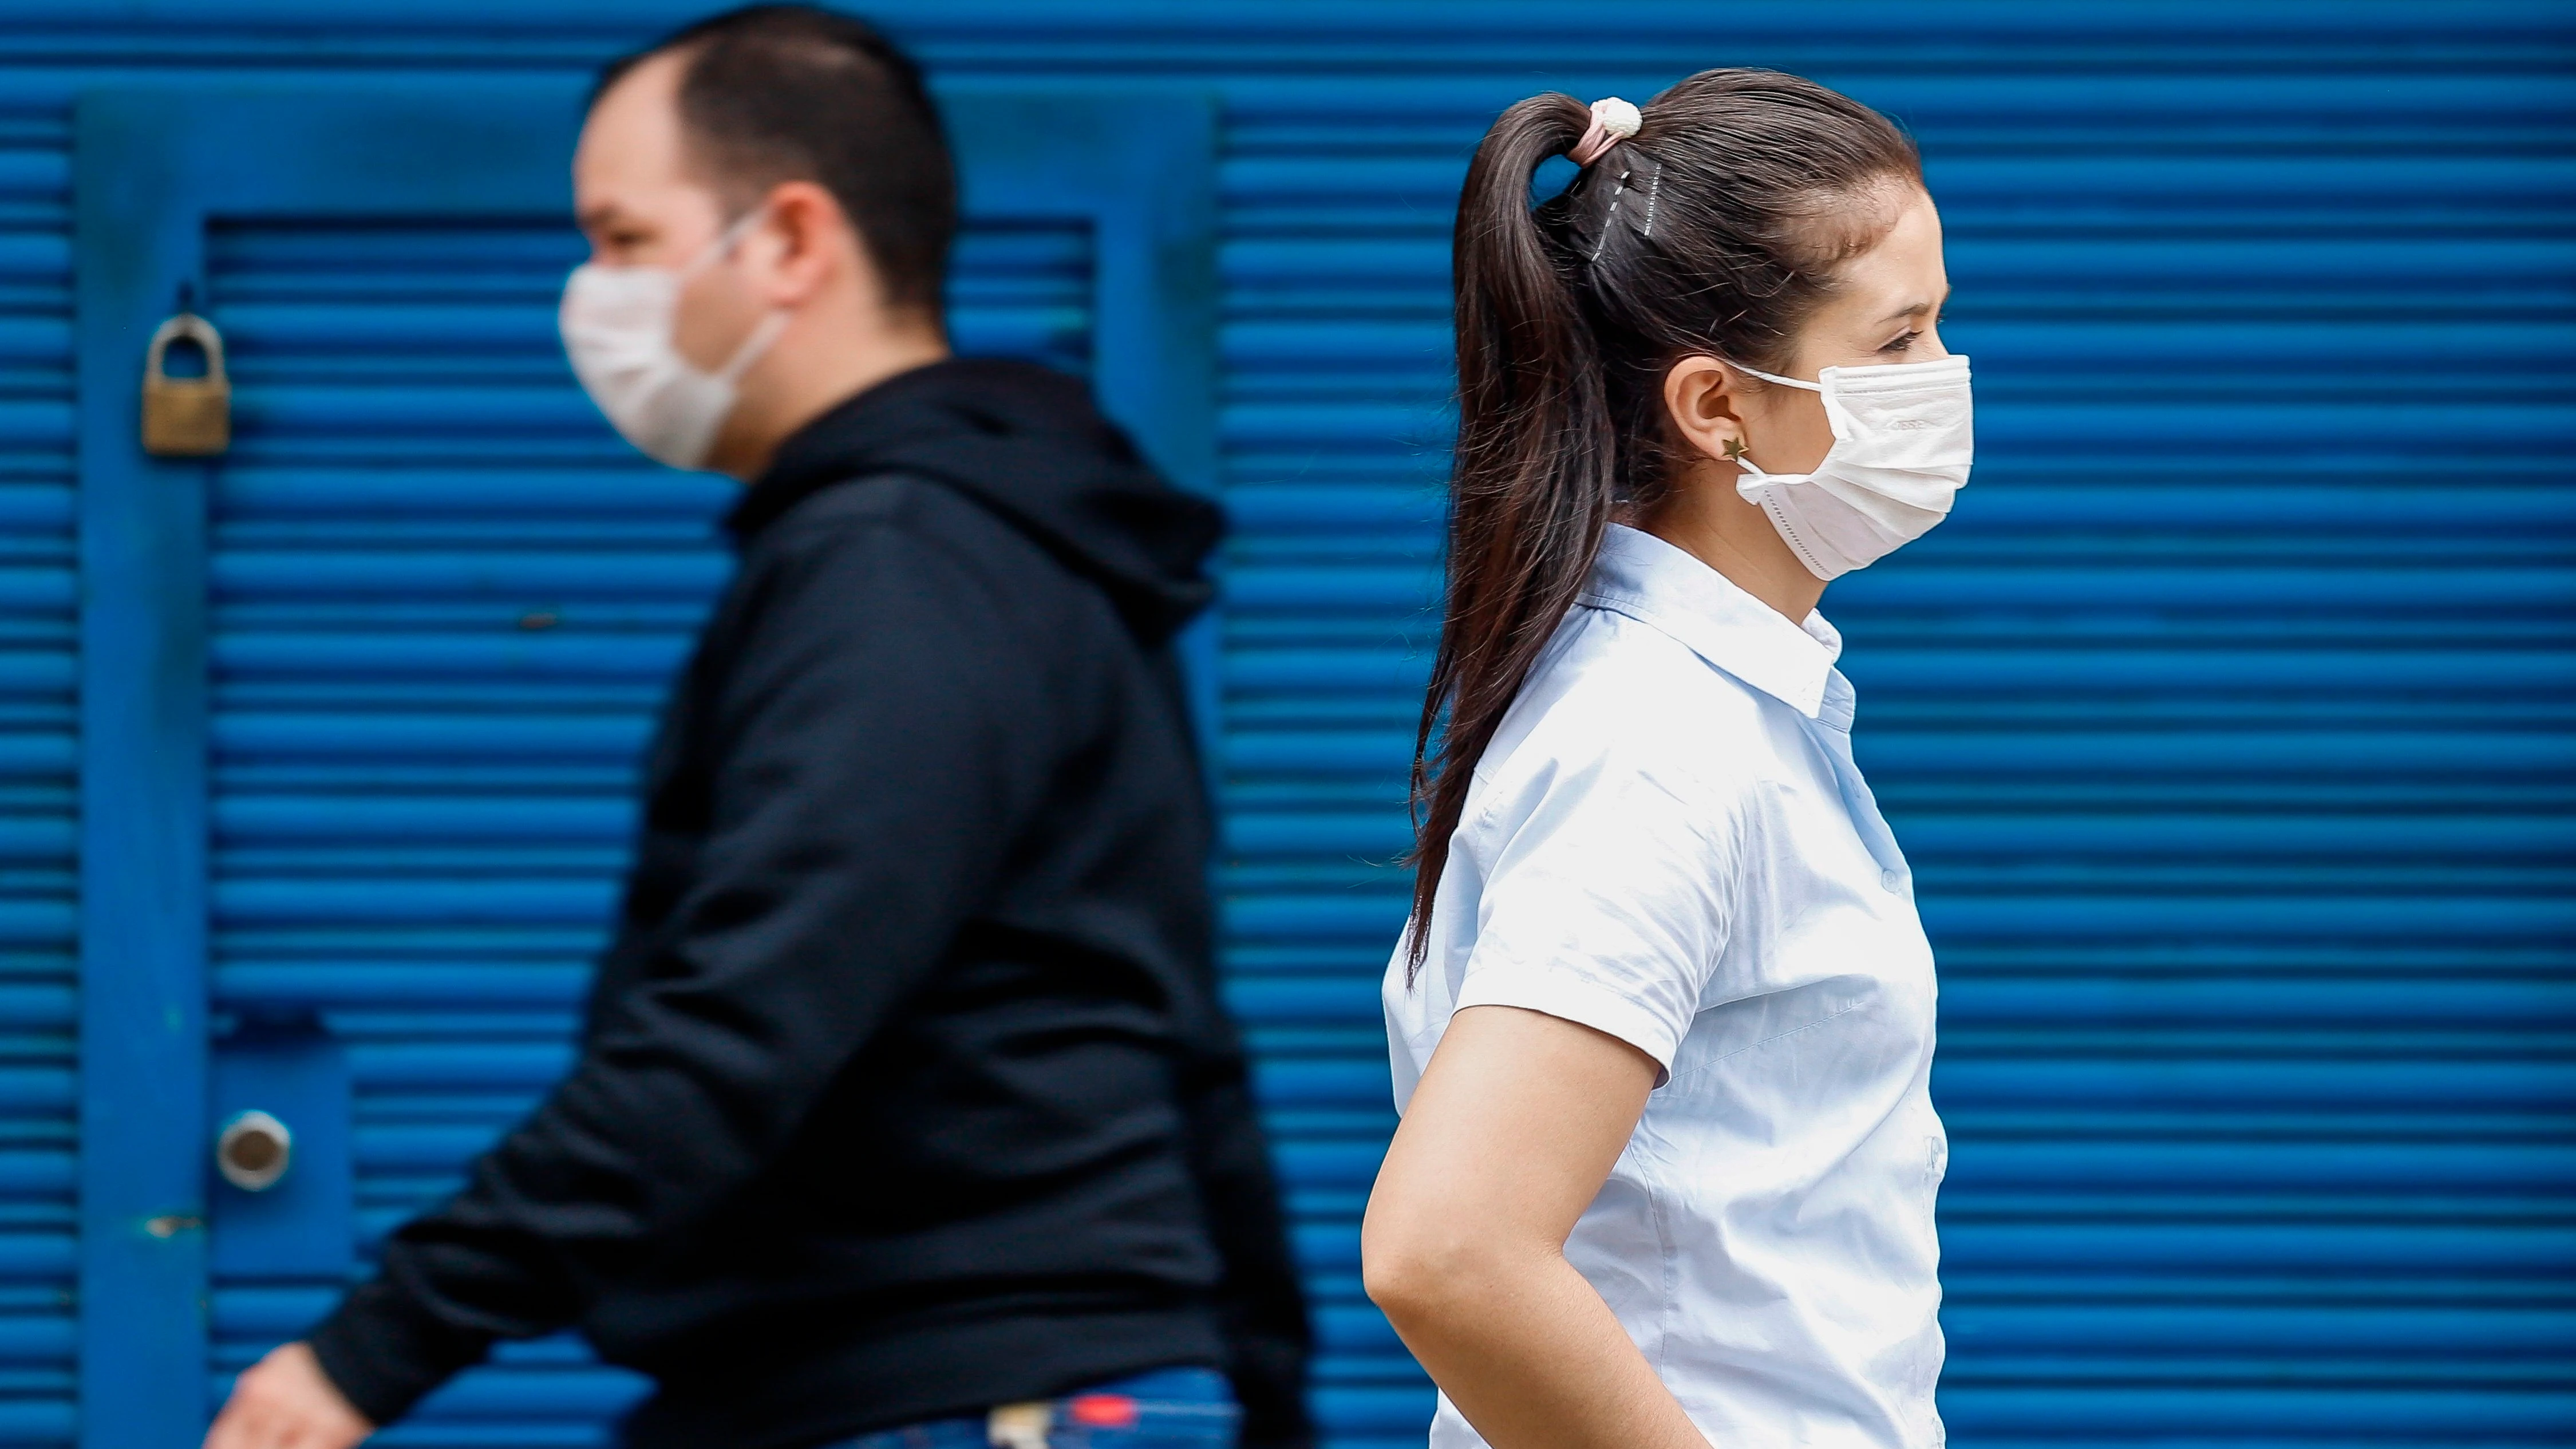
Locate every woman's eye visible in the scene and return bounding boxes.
[1880,330,1921,354]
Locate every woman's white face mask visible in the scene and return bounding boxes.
[1728,354,1974,581]
[559,209,789,471]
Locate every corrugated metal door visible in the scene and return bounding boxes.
[23,5,2576,1448]
[0,98,74,1449]
[73,80,1222,1445]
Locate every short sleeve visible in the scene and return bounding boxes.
[1451,748,1744,1075]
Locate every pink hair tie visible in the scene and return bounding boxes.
[1568,96,1642,166]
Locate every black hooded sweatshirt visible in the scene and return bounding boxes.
[308,359,1312,1449]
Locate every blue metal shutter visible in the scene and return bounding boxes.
[198,216,1097,1431]
[0,104,72,1449]
[0,4,2563,1446]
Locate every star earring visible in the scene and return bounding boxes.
[1720,437,1749,463]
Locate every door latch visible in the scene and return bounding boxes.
[215,1108,293,1192]
[211,1014,351,1275]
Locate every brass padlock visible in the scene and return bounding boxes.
[141,310,231,457]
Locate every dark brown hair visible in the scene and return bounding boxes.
[594,5,957,315]
[1408,70,1922,973]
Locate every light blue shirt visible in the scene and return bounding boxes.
[1384,524,1946,1449]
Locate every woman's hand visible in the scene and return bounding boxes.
[1363,1005,1710,1449]
[203,1341,374,1449]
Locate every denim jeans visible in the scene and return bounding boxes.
[822,1366,1239,1449]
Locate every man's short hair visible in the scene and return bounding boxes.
[595,5,957,315]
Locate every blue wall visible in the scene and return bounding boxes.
[0,2,2570,1445]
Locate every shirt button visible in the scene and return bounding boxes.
[1880,868,1903,891]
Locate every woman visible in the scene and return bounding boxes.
[1364,71,1970,1449]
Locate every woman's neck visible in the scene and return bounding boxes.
[1640,467,1828,622]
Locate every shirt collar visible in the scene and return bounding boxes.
[1578,524,1845,720]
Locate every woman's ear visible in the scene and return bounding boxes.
[1661,354,1750,467]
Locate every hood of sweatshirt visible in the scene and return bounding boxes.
[729,357,1223,642]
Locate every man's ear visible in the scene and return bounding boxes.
[750,179,860,309]
[1661,354,1751,467]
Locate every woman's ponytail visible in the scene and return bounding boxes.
[1405,73,1923,978]
[1406,94,1618,977]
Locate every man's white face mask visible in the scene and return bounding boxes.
[1726,354,1974,580]
[559,208,789,471]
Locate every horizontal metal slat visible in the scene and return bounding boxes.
[0,1152,68,1197]
[230,383,609,437]
[1232,974,2576,1030]
[217,963,586,1009]
[1934,1058,2576,1109]
[1289,1218,2576,1277]
[0,1397,70,1443]
[218,465,727,520]
[214,877,620,926]
[214,631,690,681]
[215,549,728,601]
[1229,317,2576,373]
[216,711,653,762]
[1935,1383,2576,1437]
[1222,153,2576,210]
[1252,1055,2576,1112]
[1222,726,2576,782]
[1220,887,2576,944]
[349,1042,574,1090]
[1214,58,2576,115]
[1224,474,2576,531]
[1225,808,2576,860]
[1222,643,2576,694]
[1222,234,2576,291]
[1947,1139,2575,1191]
[217,300,1079,367]
[1943,1302,2576,1355]
[1222,396,2576,452]
[1232,560,2576,614]
[216,794,633,843]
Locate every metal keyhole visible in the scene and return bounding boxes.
[216,1110,293,1192]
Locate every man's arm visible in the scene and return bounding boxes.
[1182,1044,1316,1449]
[250,516,1053,1431]
[204,1344,373,1449]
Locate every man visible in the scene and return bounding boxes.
[202,7,1311,1447]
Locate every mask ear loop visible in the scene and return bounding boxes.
[1723,358,1823,393]
[1716,358,1823,477]
[716,311,789,382]
[681,206,791,382]
[679,206,772,281]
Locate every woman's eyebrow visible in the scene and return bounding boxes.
[1876,287,1953,324]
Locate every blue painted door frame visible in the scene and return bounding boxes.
[74,79,1216,1446]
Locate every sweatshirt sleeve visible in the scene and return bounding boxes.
[1181,1046,1316,1449]
[307,515,1056,1424]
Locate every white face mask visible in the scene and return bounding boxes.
[559,209,789,471]
[1727,353,1974,581]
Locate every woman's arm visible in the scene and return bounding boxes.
[1364,1005,1708,1449]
